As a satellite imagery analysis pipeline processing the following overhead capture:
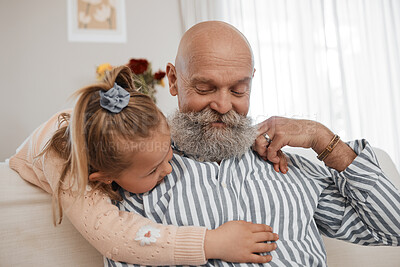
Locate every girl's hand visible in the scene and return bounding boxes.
[204,221,279,263]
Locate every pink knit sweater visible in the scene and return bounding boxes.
[9,110,207,265]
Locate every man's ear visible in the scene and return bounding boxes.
[166,63,178,96]
[88,172,113,184]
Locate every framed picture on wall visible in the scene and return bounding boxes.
[67,0,126,43]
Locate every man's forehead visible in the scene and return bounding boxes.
[183,60,254,79]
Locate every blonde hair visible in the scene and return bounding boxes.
[41,65,165,225]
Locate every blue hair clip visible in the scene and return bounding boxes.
[99,83,130,113]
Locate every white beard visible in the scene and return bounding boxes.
[168,108,257,162]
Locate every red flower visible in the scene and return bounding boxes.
[127,59,149,74]
[154,70,166,80]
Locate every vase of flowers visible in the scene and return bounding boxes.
[96,58,166,103]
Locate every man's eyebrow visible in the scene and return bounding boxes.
[190,77,214,84]
[190,76,252,85]
[236,77,252,83]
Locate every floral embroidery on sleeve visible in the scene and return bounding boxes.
[135,225,161,246]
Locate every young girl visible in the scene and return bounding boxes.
[9,66,279,265]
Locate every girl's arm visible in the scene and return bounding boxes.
[60,186,278,265]
[60,186,206,265]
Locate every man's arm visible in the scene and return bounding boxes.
[314,139,400,245]
[256,117,400,244]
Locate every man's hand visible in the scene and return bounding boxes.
[254,116,357,171]
[253,135,289,173]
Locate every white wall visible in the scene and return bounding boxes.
[0,0,181,161]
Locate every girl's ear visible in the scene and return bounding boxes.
[88,172,114,184]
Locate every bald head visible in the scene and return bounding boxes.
[175,21,254,74]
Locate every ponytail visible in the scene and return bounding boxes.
[41,65,164,225]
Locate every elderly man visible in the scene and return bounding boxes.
[107,21,400,266]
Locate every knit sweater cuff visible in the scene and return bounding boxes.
[174,226,207,265]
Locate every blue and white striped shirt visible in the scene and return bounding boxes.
[107,140,400,267]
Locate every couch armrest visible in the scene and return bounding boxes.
[0,162,103,266]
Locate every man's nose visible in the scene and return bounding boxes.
[209,90,232,114]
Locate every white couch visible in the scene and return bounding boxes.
[1,148,399,267]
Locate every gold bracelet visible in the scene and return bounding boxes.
[317,134,340,161]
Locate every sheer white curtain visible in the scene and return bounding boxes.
[179,0,400,171]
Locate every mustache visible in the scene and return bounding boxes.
[183,108,245,127]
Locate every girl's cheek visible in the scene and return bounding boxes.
[156,177,164,185]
